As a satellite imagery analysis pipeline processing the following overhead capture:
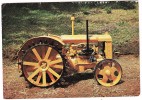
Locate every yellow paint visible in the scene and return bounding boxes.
[48,68,60,78]
[23,61,38,66]
[22,43,64,87]
[28,68,41,80]
[61,33,112,44]
[95,46,98,53]
[79,65,85,72]
[105,70,111,76]
[105,42,112,59]
[44,47,52,59]
[49,59,62,65]
[96,63,122,87]
[71,16,75,35]
[32,48,42,61]
[18,36,65,62]
[42,71,47,85]
[36,72,42,84]
[51,65,63,69]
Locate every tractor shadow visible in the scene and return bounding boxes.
[54,73,94,88]
[54,73,125,88]
[26,72,124,89]
[118,80,125,85]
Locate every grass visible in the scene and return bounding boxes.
[2,5,139,59]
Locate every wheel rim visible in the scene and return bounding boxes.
[95,59,122,86]
[22,44,64,87]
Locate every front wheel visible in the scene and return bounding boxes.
[94,59,122,86]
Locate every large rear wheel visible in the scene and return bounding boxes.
[21,44,64,87]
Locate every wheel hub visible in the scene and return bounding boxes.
[39,61,47,69]
[105,69,111,76]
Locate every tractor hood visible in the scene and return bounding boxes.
[61,32,112,44]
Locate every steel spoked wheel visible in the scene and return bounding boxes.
[95,59,122,86]
[22,44,64,87]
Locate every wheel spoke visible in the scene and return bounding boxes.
[101,74,109,83]
[36,72,42,84]
[22,44,64,87]
[48,68,60,78]
[47,71,56,82]
[98,69,105,75]
[51,65,63,69]
[104,65,110,70]
[111,66,118,72]
[42,71,47,85]
[49,59,62,65]
[32,48,42,61]
[44,47,52,60]
[96,67,109,82]
[23,61,38,67]
[28,68,41,80]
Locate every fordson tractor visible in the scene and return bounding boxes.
[17,16,122,87]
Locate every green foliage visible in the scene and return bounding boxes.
[117,1,136,10]
[105,7,112,14]
[2,2,139,59]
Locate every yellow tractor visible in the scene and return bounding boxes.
[17,16,122,87]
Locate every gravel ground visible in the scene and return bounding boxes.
[3,55,140,99]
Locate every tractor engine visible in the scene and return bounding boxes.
[62,42,103,72]
[60,19,112,73]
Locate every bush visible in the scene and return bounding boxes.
[117,1,136,10]
[105,7,112,14]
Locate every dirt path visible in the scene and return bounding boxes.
[3,55,140,98]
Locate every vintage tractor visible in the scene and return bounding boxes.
[17,16,122,87]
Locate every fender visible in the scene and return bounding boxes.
[17,35,64,71]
